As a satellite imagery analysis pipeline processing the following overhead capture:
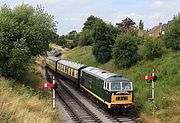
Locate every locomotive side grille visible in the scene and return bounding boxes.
[116,96,128,101]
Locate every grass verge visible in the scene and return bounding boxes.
[0,56,60,123]
[62,46,180,123]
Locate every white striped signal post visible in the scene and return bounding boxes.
[142,69,157,100]
[40,76,57,111]
[52,76,56,110]
[152,69,155,100]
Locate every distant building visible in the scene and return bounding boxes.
[147,22,168,38]
[116,17,136,32]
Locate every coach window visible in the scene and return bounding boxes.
[61,64,63,71]
[107,83,109,90]
[68,68,70,74]
[76,71,78,78]
[70,69,71,75]
[72,70,74,76]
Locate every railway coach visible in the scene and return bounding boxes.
[45,56,134,112]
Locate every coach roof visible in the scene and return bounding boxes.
[57,59,86,70]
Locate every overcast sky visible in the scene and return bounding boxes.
[0,0,180,35]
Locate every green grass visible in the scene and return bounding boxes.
[63,46,180,122]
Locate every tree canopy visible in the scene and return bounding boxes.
[0,4,56,78]
[164,14,180,50]
[92,19,117,63]
[112,34,139,68]
[79,29,94,46]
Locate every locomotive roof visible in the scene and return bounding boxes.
[82,67,128,81]
[57,59,86,70]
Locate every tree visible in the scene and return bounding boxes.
[164,14,180,50]
[79,29,94,46]
[139,20,144,30]
[78,15,103,46]
[141,37,164,60]
[112,34,139,68]
[0,4,56,79]
[92,20,117,63]
[83,15,102,31]
[58,35,66,46]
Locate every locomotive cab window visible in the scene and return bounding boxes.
[104,81,111,91]
[111,83,121,90]
[122,82,132,90]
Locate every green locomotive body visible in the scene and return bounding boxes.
[80,67,133,110]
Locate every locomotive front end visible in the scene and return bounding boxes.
[104,76,133,112]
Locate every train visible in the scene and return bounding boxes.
[45,56,134,113]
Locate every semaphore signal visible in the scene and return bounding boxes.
[142,69,158,100]
[40,76,58,111]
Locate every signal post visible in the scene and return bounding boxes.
[40,76,58,111]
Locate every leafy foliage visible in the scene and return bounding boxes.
[83,15,102,31]
[164,14,180,50]
[0,4,56,79]
[65,30,80,47]
[140,37,164,60]
[79,29,94,46]
[51,33,66,46]
[92,20,117,63]
[112,34,139,68]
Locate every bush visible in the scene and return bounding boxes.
[141,37,164,60]
[79,29,94,46]
[164,14,180,50]
[112,34,139,68]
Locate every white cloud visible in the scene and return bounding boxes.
[62,17,80,21]
[148,12,162,21]
[37,0,91,6]
[38,0,60,5]
[151,0,179,9]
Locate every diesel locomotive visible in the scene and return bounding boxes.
[46,56,133,112]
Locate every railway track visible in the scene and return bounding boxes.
[55,78,139,123]
[44,67,140,123]
[56,79,102,123]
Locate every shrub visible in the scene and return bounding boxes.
[164,14,180,50]
[141,37,164,60]
[79,29,94,46]
[112,34,139,68]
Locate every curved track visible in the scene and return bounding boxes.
[56,80,102,123]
